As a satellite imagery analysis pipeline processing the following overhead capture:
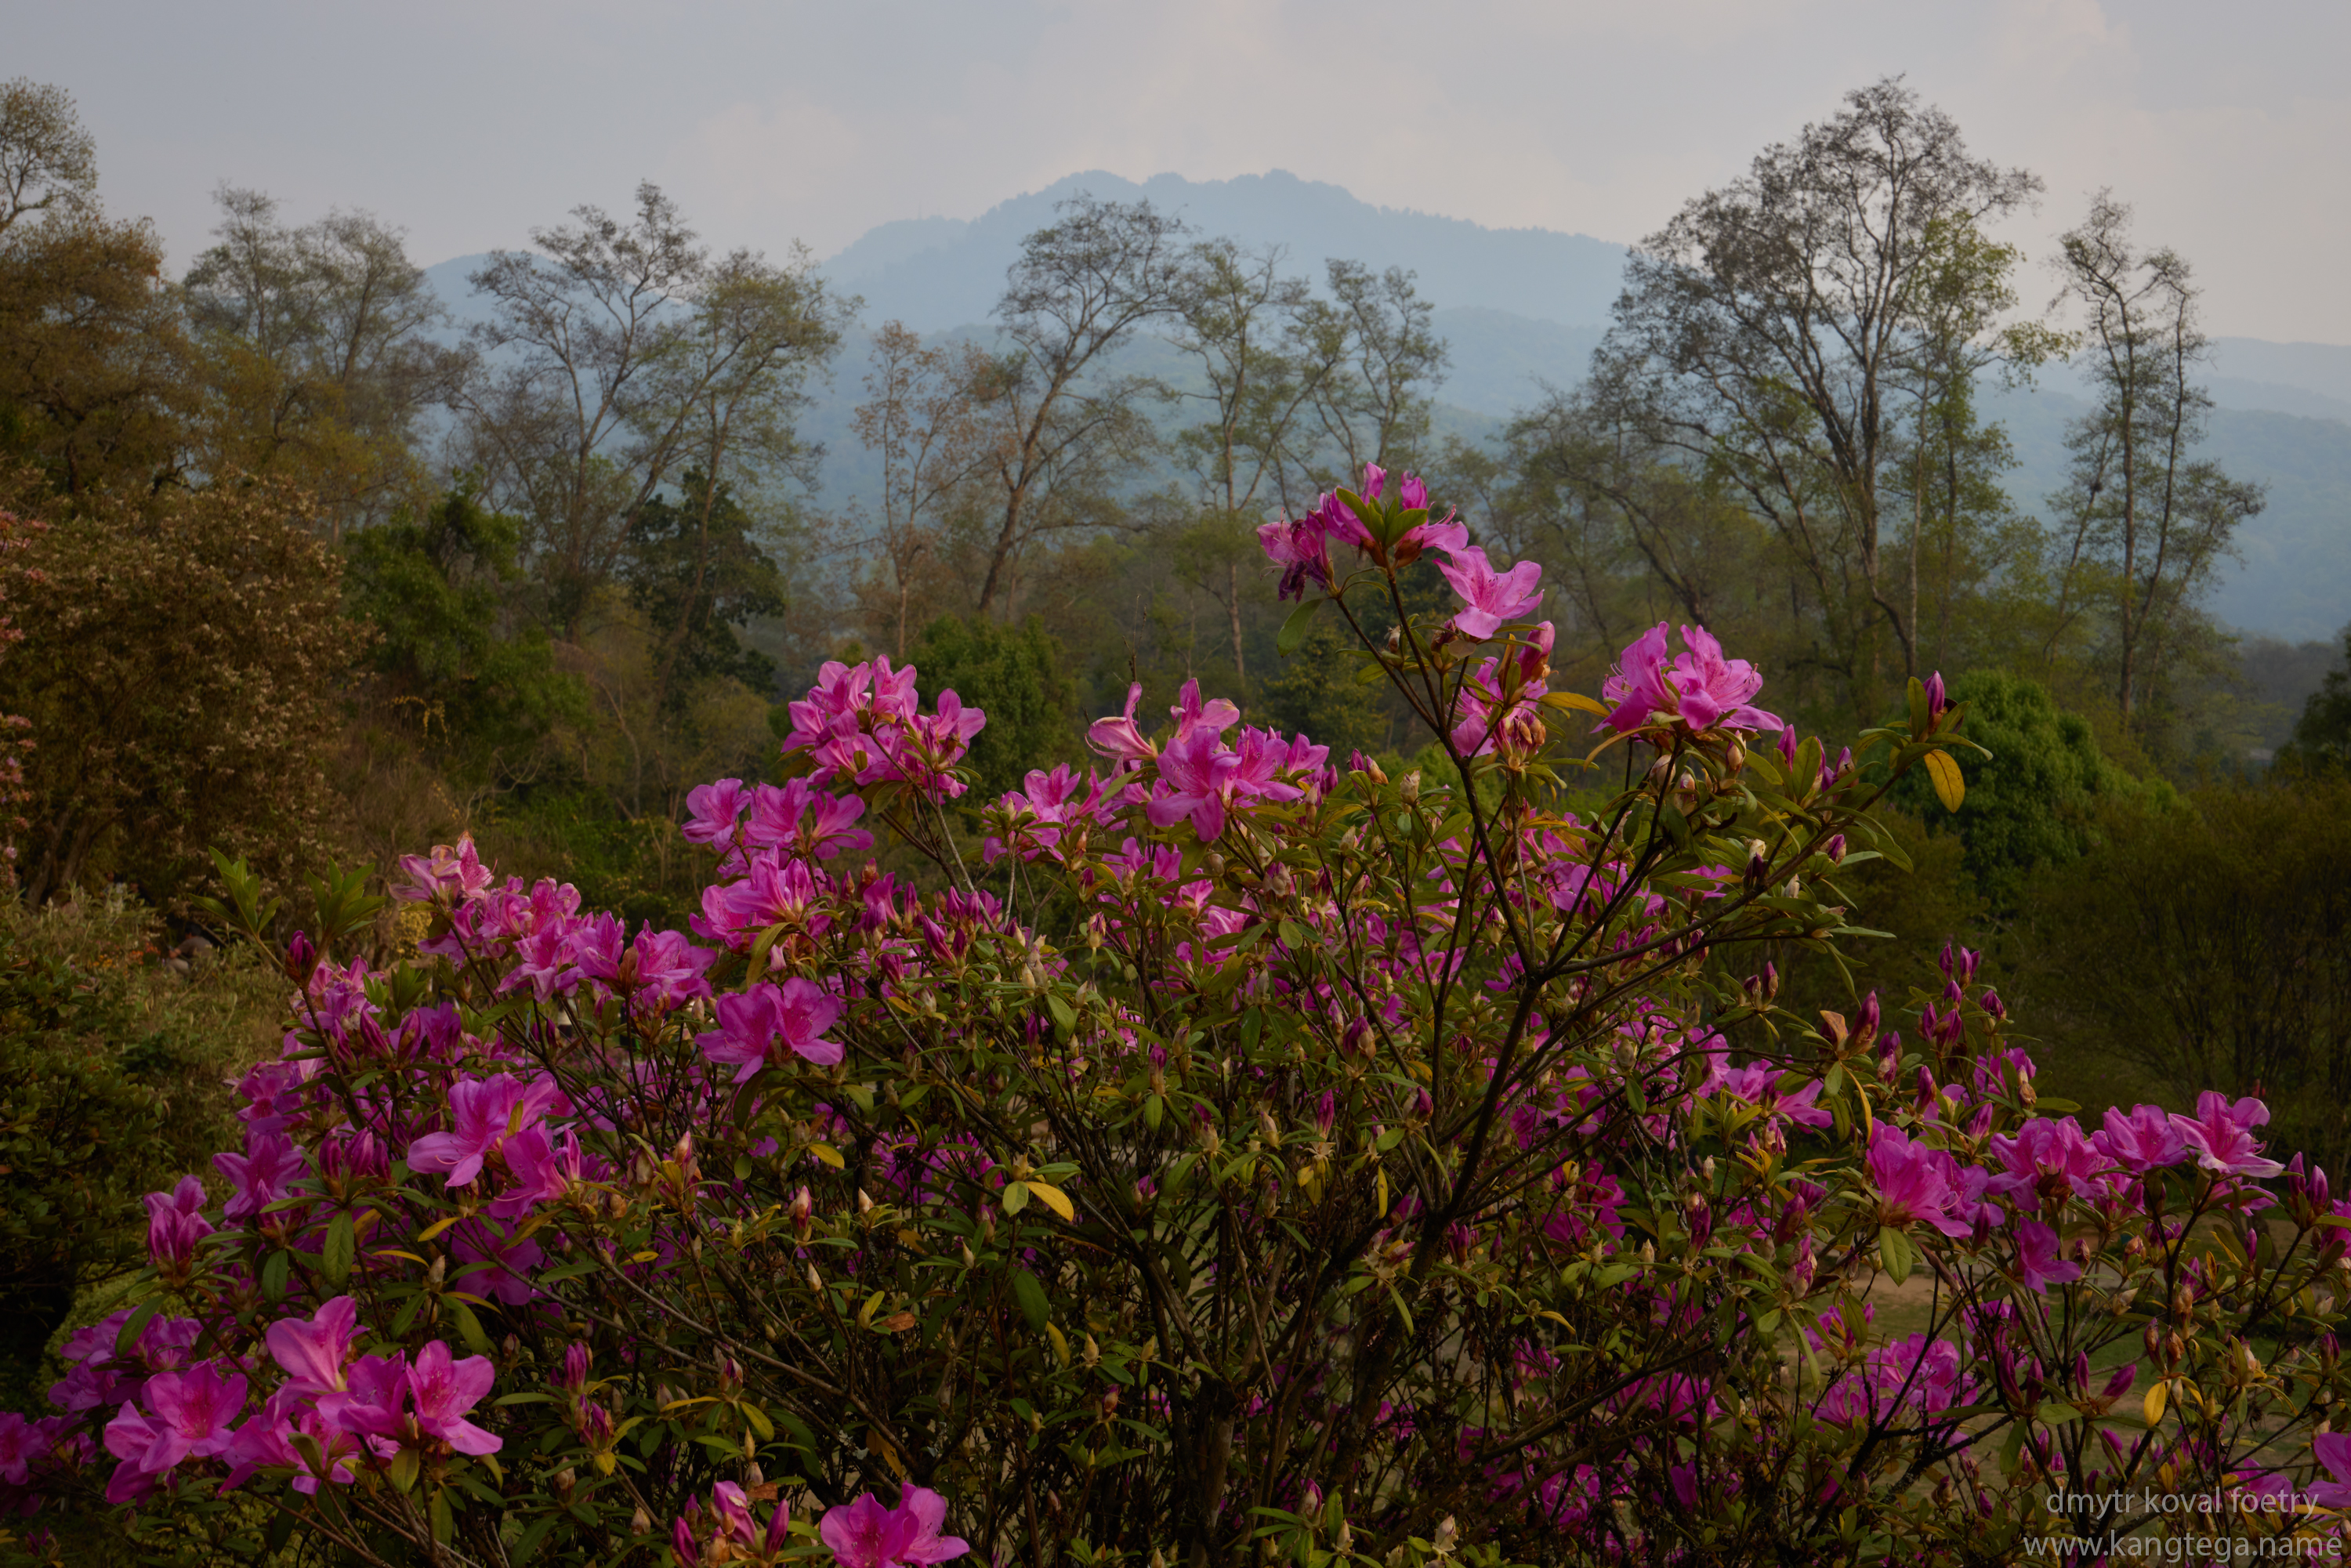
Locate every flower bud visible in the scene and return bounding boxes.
[284,929,317,984]
[1924,671,1948,719]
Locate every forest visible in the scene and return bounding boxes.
[2,70,2351,1565]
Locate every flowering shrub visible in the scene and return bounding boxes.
[5,464,2350,1566]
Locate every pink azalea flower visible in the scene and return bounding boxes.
[265,1295,361,1401]
[696,978,846,1084]
[819,1484,971,1568]
[1985,1117,2106,1201]
[144,1175,213,1273]
[626,927,717,1013]
[742,780,873,863]
[213,1130,308,1222]
[222,1388,360,1494]
[2092,1103,2190,1172]
[2171,1091,2285,1179]
[1087,682,1157,763]
[1147,725,1240,842]
[2013,1219,2081,1294]
[1435,545,1545,639]
[682,778,751,846]
[1168,678,1240,742]
[406,1073,567,1188]
[2310,1432,2351,1508]
[1600,622,1782,736]
[1864,1124,1972,1238]
[339,1341,501,1456]
[105,1360,248,1480]
[392,835,491,904]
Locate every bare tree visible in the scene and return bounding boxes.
[1168,239,1324,682]
[0,79,96,238]
[1291,259,1448,487]
[1595,77,2042,719]
[851,322,994,657]
[971,194,1189,617]
[453,183,845,636]
[2048,194,2265,730]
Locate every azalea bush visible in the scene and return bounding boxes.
[5,465,2351,1567]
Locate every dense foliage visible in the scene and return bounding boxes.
[0,479,350,907]
[4,469,2350,1568]
[0,894,277,1407]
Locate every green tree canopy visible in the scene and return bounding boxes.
[1887,669,2163,908]
[907,613,1077,800]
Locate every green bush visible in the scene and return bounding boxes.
[2020,773,2351,1166]
[0,895,275,1405]
[1886,670,2166,908]
[907,613,1078,799]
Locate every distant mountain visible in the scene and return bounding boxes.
[416,172,2350,641]
[822,170,1630,334]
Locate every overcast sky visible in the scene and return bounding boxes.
[16,0,2349,342]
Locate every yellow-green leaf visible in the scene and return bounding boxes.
[809,1142,845,1169]
[1026,1181,1075,1222]
[414,1214,461,1244]
[1003,1181,1031,1215]
[2143,1381,2168,1427]
[1922,749,1965,813]
[1540,690,1609,716]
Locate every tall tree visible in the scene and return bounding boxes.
[2047,194,2266,732]
[183,186,464,537]
[0,82,197,498]
[453,183,843,637]
[1168,239,1320,683]
[1292,259,1448,487]
[0,79,95,237]
[971,194,1188,617]
[1594,77,2042,719]
[849,322,994,657]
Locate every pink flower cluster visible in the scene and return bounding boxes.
[91,1295,495,1506]
[778,655,987,798]
[1599,622,1782,737]
[1256,462,1548,646]
[980,678,1328,851]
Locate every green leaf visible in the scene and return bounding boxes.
[1003,1181,1031,1216]
[1277,599,1321,657]
[1878,1226,1914,1287]
[1046,994,1077,1040]
[1011,1266,1052,1332]
[513,1515,563,1567]
[1922,750,1965,813]
[114,1295,165,1359]
[449,1298,494,1357]
[321,1213,355,1287]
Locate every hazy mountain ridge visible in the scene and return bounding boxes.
[821,169,1631,333]
[417,169,2351,642]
